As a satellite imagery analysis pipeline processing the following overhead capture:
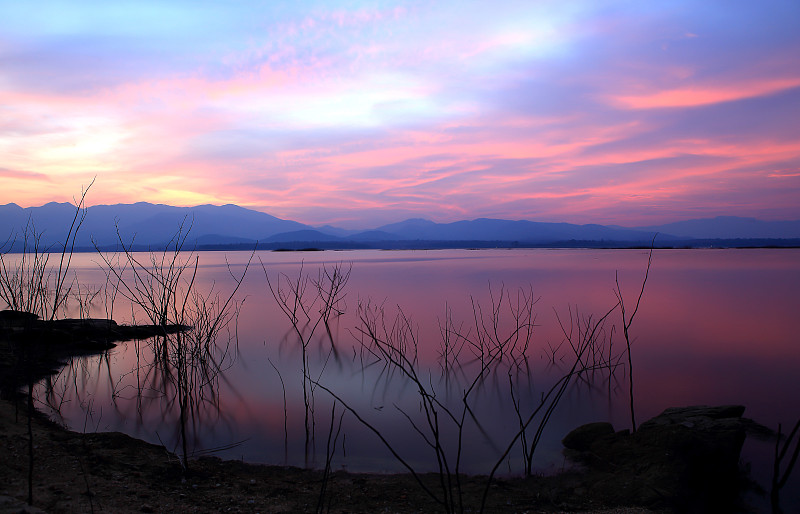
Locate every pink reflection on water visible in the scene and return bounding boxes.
[34,248,800,507]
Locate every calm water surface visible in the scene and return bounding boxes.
[34,248,800,508]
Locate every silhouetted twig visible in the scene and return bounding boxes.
[772,419,800,513]
[613,237,655,433]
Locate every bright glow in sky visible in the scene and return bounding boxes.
[2,0,799,227]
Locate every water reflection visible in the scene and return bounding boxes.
[26,248,800,509]
[37,235,253,470]
[39,326,243,467]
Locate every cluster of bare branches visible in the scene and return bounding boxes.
[9,204,254,485]
[0,180,93,320]
[502,303,619,483]
[303,281,619,513]
[95,218,198,331]
[259,255,653,514]
[90,220,254,470]
[0,220,51,317]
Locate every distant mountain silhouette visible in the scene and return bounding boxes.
[1,202,81,247]
[376,218,661,242]
[314,225,360,238]
[194,234,258,246]
[377,218,438,235]
[347,230,410,241]
[635,216,800,239]
[265,230,342,243]
[0,202,307,249]
[2,202,799,250]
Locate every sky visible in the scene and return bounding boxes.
[1,1,799,229]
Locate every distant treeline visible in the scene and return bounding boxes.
[105,237,800,252]
[4,238,800,254]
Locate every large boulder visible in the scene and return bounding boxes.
[0,310,39,329]
[562,421,615,452]
[562,405,754,512]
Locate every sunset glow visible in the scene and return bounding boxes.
[1,1,799,228]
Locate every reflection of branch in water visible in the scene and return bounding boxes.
[268,357,289,465]
[263,261,351,467]
[123,329,241,470]
[95,223,255,471]
[335,287,543,513]
[32,315,246,473]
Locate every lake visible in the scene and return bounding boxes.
[30,248,800,509]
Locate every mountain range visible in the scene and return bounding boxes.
[2,202,800,251]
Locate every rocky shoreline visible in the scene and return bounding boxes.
[2,397,768,513]
[1,395,667,514]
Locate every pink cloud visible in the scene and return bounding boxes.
[767,168,800,178]
[610,77,800,109]
[0,167,50,181]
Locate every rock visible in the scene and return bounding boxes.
[563,405,752,512]
[640,405,746,426]
[0,310,40,333]
[0,310,39,324]
[562,422,614,451]
[50,318,119,331]
[0,312,188,393]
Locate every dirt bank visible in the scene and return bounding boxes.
[1,397,667,513]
